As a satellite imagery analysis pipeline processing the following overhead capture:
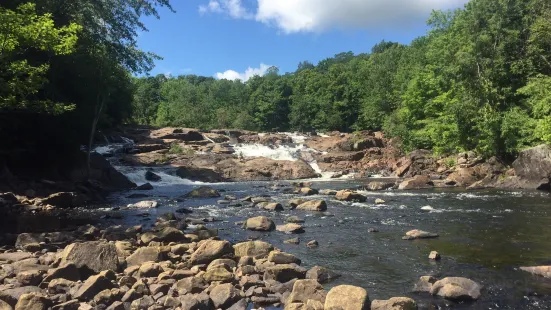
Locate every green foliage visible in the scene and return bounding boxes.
[0,3,80,113]
[169,142,183,154]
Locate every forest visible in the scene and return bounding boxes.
[1,0,551,166]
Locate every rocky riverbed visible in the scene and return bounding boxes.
[3,127,551,309]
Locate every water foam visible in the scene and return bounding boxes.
[118,167,203,186]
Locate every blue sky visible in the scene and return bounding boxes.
[138,0,468,80]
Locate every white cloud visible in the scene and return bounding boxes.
[199,0,252,19]
[215,63,271,81]
[199,0,468,33]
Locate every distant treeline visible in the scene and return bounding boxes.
[132,0,551,158]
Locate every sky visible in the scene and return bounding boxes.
[138,0,469,80]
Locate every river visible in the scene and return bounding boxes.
[88,135,551,309]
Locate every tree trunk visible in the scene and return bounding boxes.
[86,93,106,178]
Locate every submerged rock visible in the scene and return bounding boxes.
[520,266,551,278]
[127,200,158,209]
[413,276,437,293]
[183,186,221,198]
[430,277,481,301]
[402,229,439,240]
[371,297,417,310]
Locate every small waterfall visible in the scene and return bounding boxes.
[231,132,337,179]
[117,167,203,186]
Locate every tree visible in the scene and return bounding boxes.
[0,3,80,113]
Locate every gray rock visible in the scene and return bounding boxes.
[233,241,274,258]
[61,242,119,274]
[244,216,275,231]
[126,247,162,266]
[209,283,241,308]
[72,275,113,301]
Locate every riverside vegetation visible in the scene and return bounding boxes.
[3,0,551,309]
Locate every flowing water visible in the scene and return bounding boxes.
[89,134,551,309]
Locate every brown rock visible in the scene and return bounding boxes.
[371,297,417,310]
[296,200,327,211]
[43,263,80,283]
[72,275,113,301]
[398,175,433,190]
[428,251,440,260]
[429,277,481,301]
[16,270,43,286]
[233,241,274,258]
[209,283,241,308]
[263,264,306,283]
[306,266,340,284]
[402,230,439,240]
[183,186,220,198]
[137,262,163,278]
[412,276,437,293]
[520,266,551,278]
[14,293,49,310]
[126,247,162,266]
[276,224,305,234]
[325,285,369,310]
[288,279,326,304]
[178,292,212,310]
[288,199,307,209]
[0,300,12,310]
[268,251,301,265]
[190,240,233,264]
[0,287,43,307]
[335,190,366,202]
[245,216,275,231]
[175,276,207,295]
[203,265,233,282]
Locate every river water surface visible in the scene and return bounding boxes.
[89,135,551,309]
[83,175,551,310]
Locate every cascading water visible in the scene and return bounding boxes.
[231,132,339,179]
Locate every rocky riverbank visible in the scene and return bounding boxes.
[0,184,489,310]
[109,126,551,191]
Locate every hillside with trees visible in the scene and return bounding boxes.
[132,0,551,159]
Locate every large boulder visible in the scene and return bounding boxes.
[244,216,275,231]
[233,241,274,258]
[190,240,233,264]
[510,144,551,189]
[61,242,119,274]
[216,157,319,181]
[513,145,551,180]
[429,277,481,301]
[176,166,226,183]
[335,190,367,202]
[398,175,434,190]
[371,297,417,310]
[520,266,551,278]
[144,170,161,182]
[183,186,220,198]
[325,285,370,310]
[296,200,327,211]
[150,127,204,141]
